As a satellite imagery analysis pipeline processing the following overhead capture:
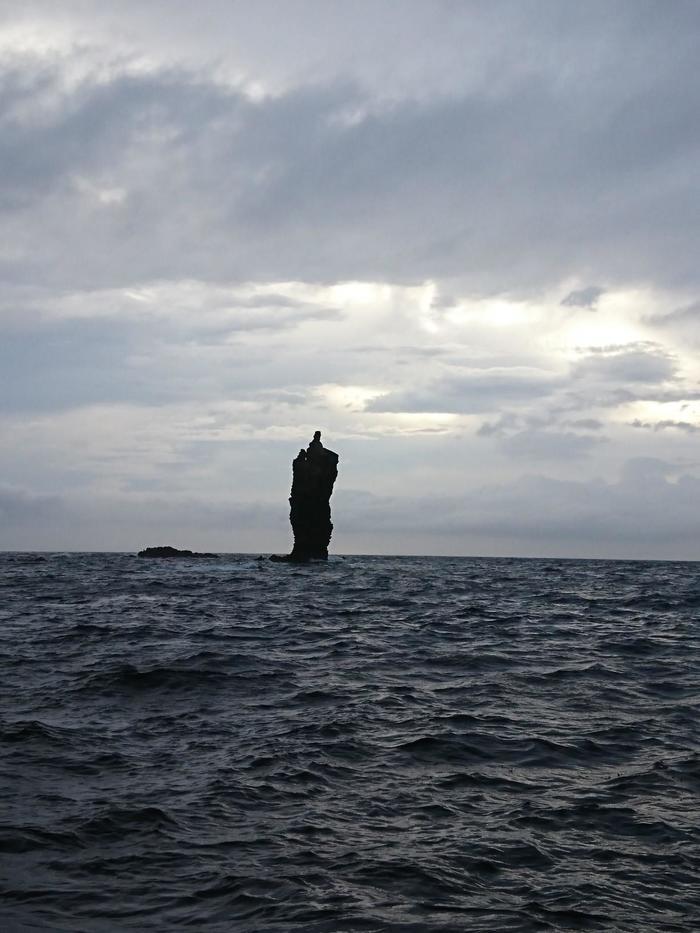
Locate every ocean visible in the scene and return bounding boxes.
[1,552,699,932]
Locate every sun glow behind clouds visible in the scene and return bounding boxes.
[444,298,537,332]
[625,398,700,425]
[562,289,652,351]
[319,384,384,411]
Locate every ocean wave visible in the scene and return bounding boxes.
[1,552,699,930]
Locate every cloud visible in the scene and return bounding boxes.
[365,343,685,419]
[569,418,604,431]
[0,482,285,551]
[476,412,606,462]
[1,5,700,296]
[629,418,700,434]
[645,300,700,338]
[476,413,521,438]
[500,429,604,461]
[571,344,676,385]
[0,484,60,523]
[0,282,343,412]
[561,286,605,309]
[366,367,562,414]
[335,456,700,558]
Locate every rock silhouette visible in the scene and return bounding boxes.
[272,431,339,562]
[138,546,219,559]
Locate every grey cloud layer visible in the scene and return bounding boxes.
[335,457,700,558]
[368,344,684,416]
[366,368,564,414]
[0,284,342,412]
[2,2,700,294]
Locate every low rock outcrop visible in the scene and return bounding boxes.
[138,546,219,559]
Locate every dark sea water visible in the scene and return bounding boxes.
[1,553,699,932]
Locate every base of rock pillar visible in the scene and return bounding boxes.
[269,551,328,563]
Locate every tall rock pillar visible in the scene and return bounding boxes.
[286,431,339,561]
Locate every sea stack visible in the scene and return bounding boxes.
[274,431,339,561]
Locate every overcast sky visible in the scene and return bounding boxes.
[2,0,700,557]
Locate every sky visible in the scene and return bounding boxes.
[1,0,700,558]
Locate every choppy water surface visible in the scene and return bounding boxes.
[1,553,699,932]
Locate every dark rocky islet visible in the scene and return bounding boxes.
[137,546,219,559]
